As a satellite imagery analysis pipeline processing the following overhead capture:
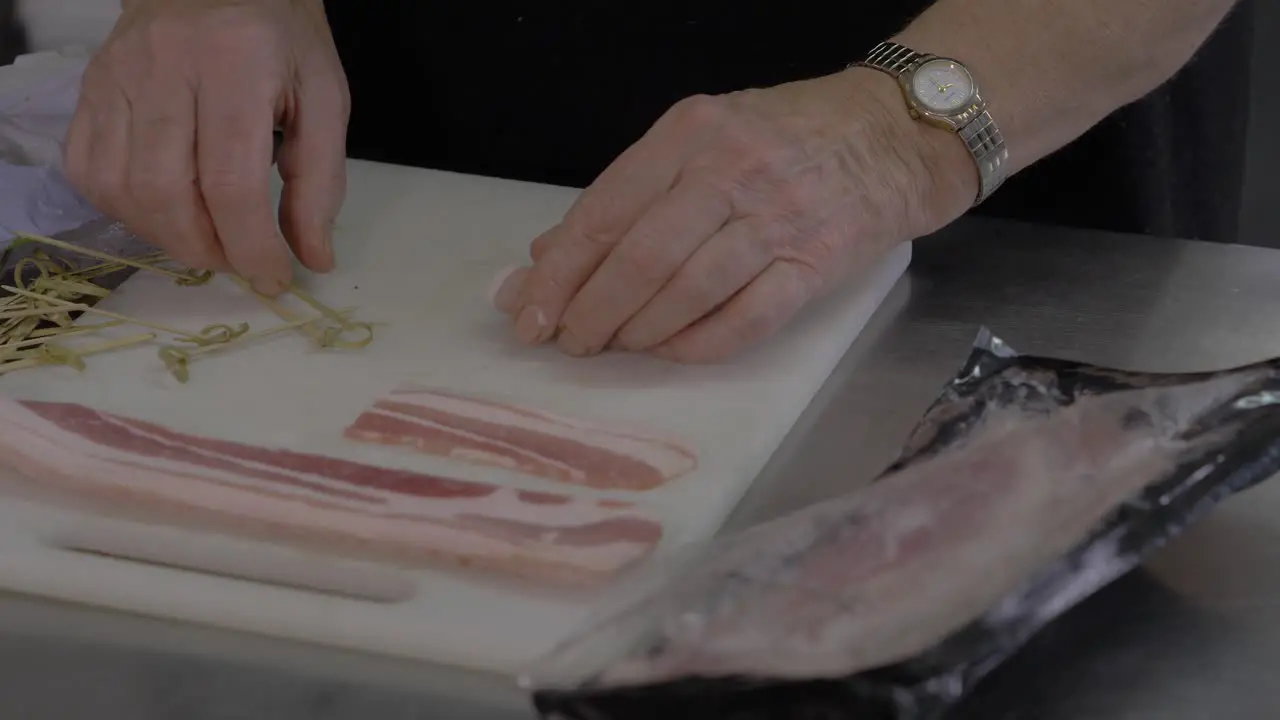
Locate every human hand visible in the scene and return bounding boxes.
[63,0,350,296]
[493,70,977,363]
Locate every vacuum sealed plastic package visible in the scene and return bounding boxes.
[523,328,1280,720]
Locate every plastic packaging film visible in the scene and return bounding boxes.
[521,327,1280,720]
[0,50,103,247]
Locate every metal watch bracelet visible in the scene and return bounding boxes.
[857,41,1009,206]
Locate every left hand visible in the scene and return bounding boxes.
[493,69,976,363]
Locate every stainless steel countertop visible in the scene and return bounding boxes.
[4,215,1280,719]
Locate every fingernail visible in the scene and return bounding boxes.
[321,225,335,266]
[557,329,596,357]
[488,265,528,314]
[515,306,550,344]
[251,274,289,297]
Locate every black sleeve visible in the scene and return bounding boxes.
[973,0,1257,246]
[0,0,28,66]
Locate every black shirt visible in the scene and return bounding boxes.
[0,0,26,66]
[323,1,1255,245]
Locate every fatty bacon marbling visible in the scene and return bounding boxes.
[343,386,697,491]
[0,399,664,585]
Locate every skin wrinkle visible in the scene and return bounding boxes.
[852,74,961,240]
[780,87,930,295]
[734,85,914,288]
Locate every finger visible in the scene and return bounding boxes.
[529,228,556,262]
[555,178,731,357]
[127,83,228,271]
[196,80,291,295]
[613,217,776,352]
[649,259,820,364]
[79,95,133,221]
[61,101,94,191]
[277,69,348,273]
[512,128,687,346]
[488,265,527,314]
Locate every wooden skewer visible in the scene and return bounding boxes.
[226,275,327,344]
[169,312,350,361]
[0,333,157,375]
[1,285,204,341]
[13,232,205,284]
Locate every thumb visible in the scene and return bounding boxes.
[277,74,349,273]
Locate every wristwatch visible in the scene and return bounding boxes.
[854,41,1009,206]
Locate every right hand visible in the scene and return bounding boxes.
[63,0,351,296]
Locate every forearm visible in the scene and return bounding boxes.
[891,0,1242,175]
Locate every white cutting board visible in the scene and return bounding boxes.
[0,159,910,676]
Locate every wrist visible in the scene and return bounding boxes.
[838,66,979,234]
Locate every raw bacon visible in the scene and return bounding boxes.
[342,385,698,491]
[0,399,665,585]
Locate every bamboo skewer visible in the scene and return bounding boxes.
[0,237,375,381]
[10,232,212,285]
[0,334,157,375]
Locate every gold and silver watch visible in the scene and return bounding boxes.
[855,41,1009,206]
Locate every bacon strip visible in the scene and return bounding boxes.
[342,386,698,491]
[0,399,664,585]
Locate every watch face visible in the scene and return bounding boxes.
[910,58,975,114]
